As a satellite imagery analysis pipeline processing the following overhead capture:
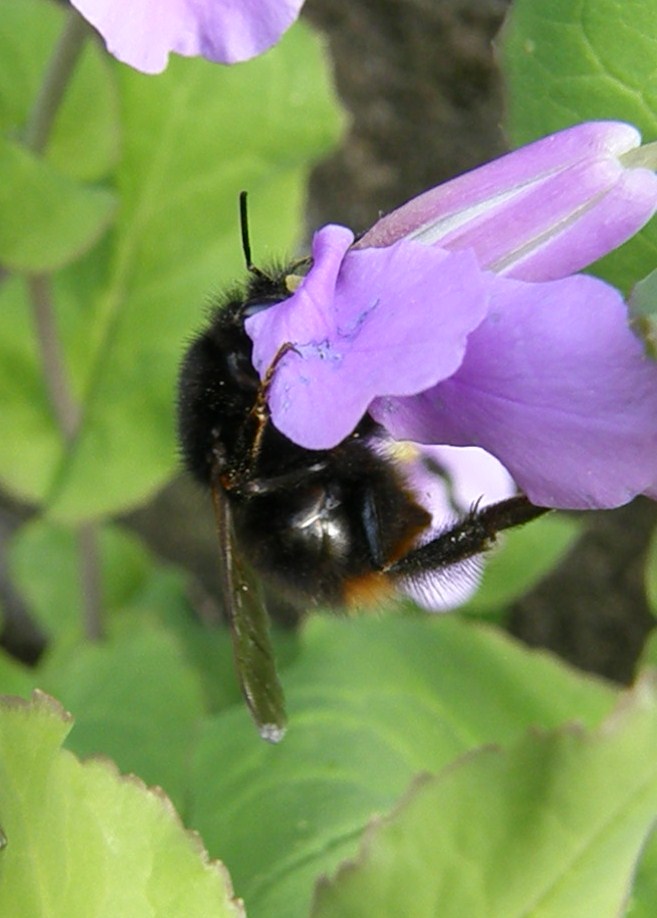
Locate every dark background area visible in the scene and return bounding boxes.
[2,0,656,682]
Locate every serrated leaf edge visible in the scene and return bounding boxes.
[0,689,246,917]
[311,673,657,913]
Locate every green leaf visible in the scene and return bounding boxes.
[0,647,35,697]
[39,628,206,811]
[637,634,657,673]
[461,512,581,618]
[0,20,342,517]
[190,614,616,918]
[0,275,63,501]
[499,0,657,292]
[0,137,116,271]
[8,519,163,640]
[120,568,244,715]
[645,523,657,615]
[312,676,657,918]
[0,0,120,181]
[631,825,657,917]
[0,692,242,917]
[7,517,242,715]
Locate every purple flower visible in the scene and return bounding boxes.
[71,0,305,74]
[246,122,657,510]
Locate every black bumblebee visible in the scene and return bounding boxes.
[177,195,548,741]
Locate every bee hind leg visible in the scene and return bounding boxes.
[385,495,550,584]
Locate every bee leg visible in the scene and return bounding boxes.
[384,495,550,583]
[247,342,299,465]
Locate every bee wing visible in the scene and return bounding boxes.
[211,484,287,743]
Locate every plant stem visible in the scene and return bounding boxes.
[28,275,80,439]
[77,523,104,641]
[28,275,105,641]
[23,9,105,641]
[23,7,90,154]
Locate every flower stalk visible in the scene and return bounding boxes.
[22,11,103,641]
[23,7,90,154]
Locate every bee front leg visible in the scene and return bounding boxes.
[247,341,299,466]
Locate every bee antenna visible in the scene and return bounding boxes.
[239,190,256,273]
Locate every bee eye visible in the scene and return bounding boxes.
[242,300,280,319]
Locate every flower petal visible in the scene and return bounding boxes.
[357,122,657,281]
[409,444,516,519]
[72,0,304,73]
[371,273,657,509]
[246,226,491,449]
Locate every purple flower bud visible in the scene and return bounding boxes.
[357,121,657,281]
[246,123,657,510]
[71,0,305,73]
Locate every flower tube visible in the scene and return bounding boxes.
[246,122,657,511]
[357,121,657,282]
